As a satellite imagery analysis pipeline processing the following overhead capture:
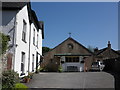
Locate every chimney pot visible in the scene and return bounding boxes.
[108,41,111,49]
[94,47,98,52]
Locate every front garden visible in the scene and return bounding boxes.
[2,70,29,89]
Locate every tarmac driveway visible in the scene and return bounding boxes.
[25,72,114,89]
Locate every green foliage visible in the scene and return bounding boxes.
[2,70,19,89]
[58,66,63,72]
[87,45,95,52]
[0,32,10,55]
[42,47,51,55]
[22,76,31,83]
[37,67,47,72]
[28,72,33,79]
[13,83,28,89]
[39,67,49,72]
[36,68,40,73]
[39,67,44,72]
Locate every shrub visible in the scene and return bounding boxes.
[22,76,31,83]
[39,67,44,72]
[14,83,28,89]
[0,32,10,55]
[28,72,34,79]
[2,70,19,88]
[58,66,63,72]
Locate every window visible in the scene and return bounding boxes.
[33,29,35,45]
[37,34,38,47]
[32,54,34,72]
[65,57,79,62]
[21,52,25,74]
[68,43,73,49]
[22,20,27,42]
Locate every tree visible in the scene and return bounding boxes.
[42,47,51,55]
[87,45,95,52]
[0,32,10,55]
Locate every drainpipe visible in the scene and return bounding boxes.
[28,22,31,73]
[12,14,17,71]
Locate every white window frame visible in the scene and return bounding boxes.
[22,20,27,42]
[33,29,35,45]
[32,54,34,72]
[37,34,38,47]
[21,52,25,74]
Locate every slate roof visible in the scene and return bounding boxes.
[69,37,94,55]
[47,37,94,55]
[39,21,44,39]
[1,1,44,39]
[94,48,107,55]
[1,2,29,10]
[31,10,44,39]
[112,50,120,55]
[31,10,40,30]
[117,50,120,54]
[94,47,120,56]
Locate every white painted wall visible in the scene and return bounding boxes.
[61,56,84,72]
[1,4,43,77]
[14,5,30,77]
[29,23,43,72]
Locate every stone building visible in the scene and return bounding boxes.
[94,41,120,60]
[42,38,120,72]
[42,37,93,72]
[85,41,120,71]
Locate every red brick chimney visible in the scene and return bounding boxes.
[108,41,111,49]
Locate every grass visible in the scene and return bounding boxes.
[13,83,28,89]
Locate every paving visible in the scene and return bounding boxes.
[25,72,114,89]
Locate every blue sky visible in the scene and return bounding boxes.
[31,2,118,50]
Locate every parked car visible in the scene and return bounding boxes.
[90,61,105,72]
[91,62,100,71]
[98,61,105,71]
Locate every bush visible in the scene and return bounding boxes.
[58,66,63,72]
[28,72,34,79]
[2,70,19,88]
[39,67,43,71]
[0,32,10,55]
[38,67,48,72]
[39,67,45,72]
[14,83,28,89]
[23,76,31,83]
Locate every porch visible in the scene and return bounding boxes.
[54,53,91,72]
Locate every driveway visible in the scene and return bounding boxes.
[25,72,114,89]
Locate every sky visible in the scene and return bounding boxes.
[31,2,118,50]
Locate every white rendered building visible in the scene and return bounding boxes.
[1,1,44,77]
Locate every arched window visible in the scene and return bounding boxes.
[68,43,73,49]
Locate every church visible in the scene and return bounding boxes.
[42,37,93,72]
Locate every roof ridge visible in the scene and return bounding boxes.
[44,37,94,55]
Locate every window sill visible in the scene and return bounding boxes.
[33,43,35,46]
[36,45,38,48]
[20,73,25,76]
[22,39,27,43]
